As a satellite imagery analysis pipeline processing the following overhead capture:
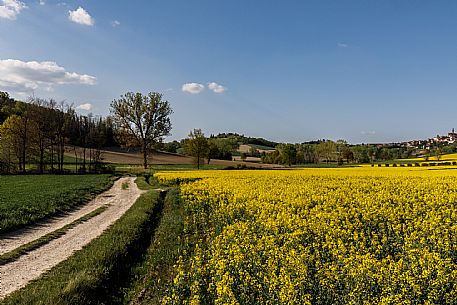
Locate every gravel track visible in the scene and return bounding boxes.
[0,177,145,299]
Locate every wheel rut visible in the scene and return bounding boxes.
[0,177,145,299]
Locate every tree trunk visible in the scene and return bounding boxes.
[39,146,44,174]
[83,147,86,172]
[60,141,64,173]
[74,146,78,173]
[22,118,27,173]
[50,141,54,172]
[143,144,148,169]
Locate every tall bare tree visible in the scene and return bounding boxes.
[110,92,172,169]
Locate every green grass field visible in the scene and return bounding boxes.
[249,143,276,151]
[0,174,113,234]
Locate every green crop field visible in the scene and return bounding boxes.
[0,175,113,234]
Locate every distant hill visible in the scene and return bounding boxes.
[65,146,282,168]
[210,133,278,148]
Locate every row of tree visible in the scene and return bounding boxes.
[0,91,174,173]
[259,141,424,166]
[0,93,116,173]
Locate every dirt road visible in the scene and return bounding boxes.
[0,177,145,299]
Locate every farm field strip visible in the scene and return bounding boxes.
[0,174,113,234]
[0,177,145,299]
[0,178,118,256]
[0,205,108,265]
[156,167,457,304]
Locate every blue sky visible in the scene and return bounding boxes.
[1,1,457,143]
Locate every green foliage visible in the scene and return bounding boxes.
[211,132,277,148]
[185,129,209,169]
[110,91,173,169]
[207,137,238,161]
[0,175,113,233]
[279,143,297,166]
[161,140,181,153]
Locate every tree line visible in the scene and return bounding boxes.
[0,92,116,174]
[259,141,430,166]
[0,90,173,173]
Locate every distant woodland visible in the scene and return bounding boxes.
[1,91,455,173]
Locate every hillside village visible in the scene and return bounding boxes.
[370,129,457,150]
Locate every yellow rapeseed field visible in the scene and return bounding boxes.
[156,167,457,305]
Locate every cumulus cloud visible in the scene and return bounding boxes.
[337,42,348,48]
[0,59,97,94]
[76,103,93,111]
[68,7,94,26]
[111,20,120,27]
[182,82,204,94]
[0,0,27,20]
[208,82,226,93]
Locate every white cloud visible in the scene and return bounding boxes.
[76,103,93,111]
[0,59,97,95]
[39,0,45,5]
[361,130,376,135]
[111,20,120,27]
[182,82,204,94]
[0,0,27,20]
[68,7,94,26]
[208,82,226,93]
[337,42,348,48]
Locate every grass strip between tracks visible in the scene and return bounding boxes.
[0,205,109,266]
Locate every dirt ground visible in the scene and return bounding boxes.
[67,147,282,168]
